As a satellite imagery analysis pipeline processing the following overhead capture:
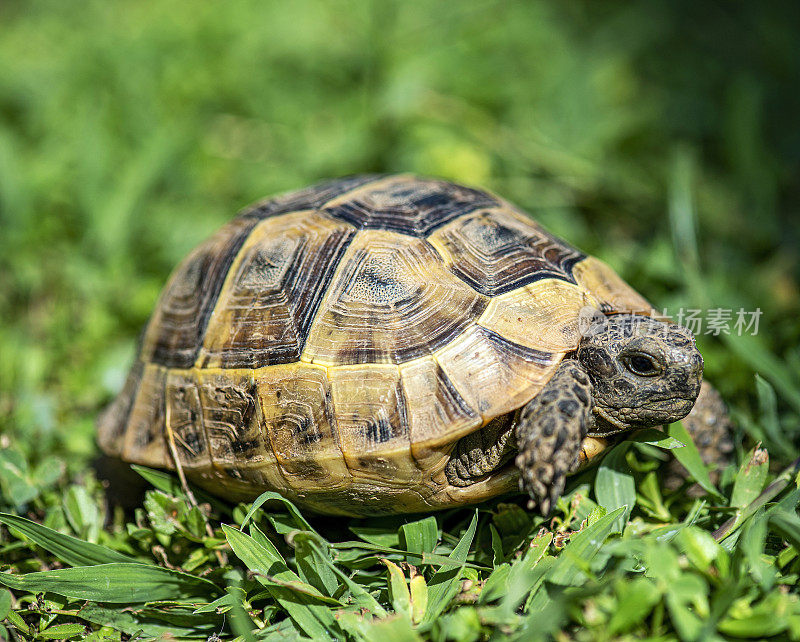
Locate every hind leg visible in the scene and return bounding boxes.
[515,360,594,515]
[445,415,516,487]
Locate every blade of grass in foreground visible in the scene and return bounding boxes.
[668,422,723,499]
[399,516,438,556]
[422,510,479,624]
[222,524,340,641]
[713,457,800,541]
[240,491,318,535]
[131,465,230,514]
[79,603,221,639]
[526,507,625,613]
[305,538,386,616]
[0,512,137,567]
[0,563,220,602]
[595,443,636,531]
[328,540,487,569]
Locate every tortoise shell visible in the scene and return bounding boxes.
[98,175,654,516]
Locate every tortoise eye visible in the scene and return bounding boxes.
[624,354,661,377]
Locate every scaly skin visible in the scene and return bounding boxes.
[445,414,516,487]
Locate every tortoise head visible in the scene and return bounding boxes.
[576,312,703,434]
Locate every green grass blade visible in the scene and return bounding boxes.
[0,563,220,602]
[768,509,800,552]
[79,603,221,638]
[240,491,317,536]
[224,526,334,601]
[306,540,386,616]
[527,506,625,613]
[36,623,87,639]
[627,428,685,449]
[248,524,287,565]
[349,524,401,548]
[754,375,797,457]
[422,510,478,624]
[329,541,487,569]
[0,512,137,567]
[667,421,723,499]
[501,531,554,614]
[222,525,340,640]
[399,516,438,556]
[0,589,10,620]
[130,465,229,513]
[548,506,624,587]
[724,335,800,417]
[730,447,769,508]
[294,532,339,597]
[594,443,636,530]
[384,558,411,618]
[607,577,661,635]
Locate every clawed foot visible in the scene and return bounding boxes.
[514,360,593,515]
[516,434,579,516]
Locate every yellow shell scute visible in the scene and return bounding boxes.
[478,278,599,353]
[302,229,487,366]
[434,325,561,423]
[399,355,482,466]
[253,362,350,489]
[327,363,422,485]
[572,256,656,316]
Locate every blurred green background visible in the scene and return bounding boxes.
[1,0,799,471]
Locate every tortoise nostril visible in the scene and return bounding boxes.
[680,352,704,380]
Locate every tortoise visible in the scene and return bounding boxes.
[98,174,730,516]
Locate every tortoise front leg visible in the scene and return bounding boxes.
[516,360,594,515]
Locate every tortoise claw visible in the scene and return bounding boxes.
[518,454,565,516]
[538,497,552,517]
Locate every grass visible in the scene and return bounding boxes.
[1,0,799,639]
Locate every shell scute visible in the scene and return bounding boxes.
[328,364,421,485]
[254,363,349,486]
[302,230,488,366]
[435,326,560,421]
[164,370,212,470]
[427,206,585,296]
[119,364,168,468]
[572,256,654,315]
[399,356,481,462]
[478,278,597,353]
[193,372,262,467]
[322,174,500,236]
[241,174,384,220]
[142,218,259,369]
[199,210,356,369]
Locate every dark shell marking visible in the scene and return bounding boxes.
[199,212,356,368]
[321,175,500,236]
[302,231,488,365]
[428,208,585,296]
[241,174,384,220]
